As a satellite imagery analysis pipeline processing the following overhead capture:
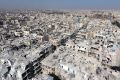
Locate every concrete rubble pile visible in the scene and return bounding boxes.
[0,10,78,80]
[1,10,120,80]
[41,11,120,80]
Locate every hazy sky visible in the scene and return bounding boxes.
[0,0,120,9]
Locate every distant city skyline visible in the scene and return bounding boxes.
[0,0,120,9]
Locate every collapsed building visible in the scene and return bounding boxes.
[0,42,56,80]
[1,10,120,80]
[41,19,120,80]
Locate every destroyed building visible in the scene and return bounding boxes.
[1,10,120,80]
